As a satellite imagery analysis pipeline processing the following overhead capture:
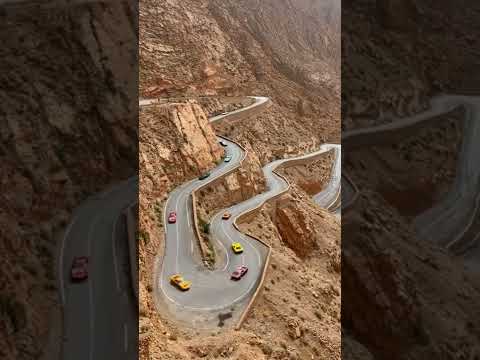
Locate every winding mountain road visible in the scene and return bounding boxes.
[154,97,341,327]
[155,132,268,327]
[58,94,342,358]
[313,145,341,214]
[342,95,480,266]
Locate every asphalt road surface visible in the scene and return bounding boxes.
[209,96,269,123]
[313,145,341,214]
[155,97,270,328]
[58,94,342,356]
[60,176,138,360]
[157,134,268,328]
[156,100,341,328]
[157,141,342,327]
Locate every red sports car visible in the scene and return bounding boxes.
[168,211,177,224]
[71,256,89,281]
[231,265,248,280]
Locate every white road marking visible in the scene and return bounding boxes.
[59,214,77,306]
[174,191,181,273]
[124,323,128,352]
[111,199,139,293]
[239,228,262,271]
[159,264,177,305]
[112,214,121,292]
[446,190,480,249]
[87,214,101,360]
[213,213,230,271]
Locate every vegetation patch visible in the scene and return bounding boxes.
[198,216,215,267]
[138,229,150,245]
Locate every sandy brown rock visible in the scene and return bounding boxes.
[140,101,222,196]
[141,0,340,166]
[279,150,335,196]
[239,198,340,360]
[343,0,480,131]
[345,109,463,218]
[139,100,223,288]
[275,195,318,258]
[197,142,265,218]
[139,1,340,359]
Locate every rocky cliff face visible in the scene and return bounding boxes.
[239,194,340,359]
[139,0,340,358]
[1,2,137,358]
[140,101,222,201]
[139,100,222,246]
[275,196,319,258]
[139,0,254,97]
[343,0,480,130]
[139,100,227,355]
[208,0,339,93]
[279,150,335,196]
[140,0,340,165]
[196,141,266,216]
[140,0,339,98]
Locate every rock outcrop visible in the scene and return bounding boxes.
[196,141,265,220]
[141,0,340,166]
[279,150,335,196]
[140,101,222,204]
[139,100,222,255]
[237,197,340,360]
[139,100,226,356]
[275,195,318,258]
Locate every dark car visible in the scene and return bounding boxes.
[71,256,89,281]
[199,172,211,180]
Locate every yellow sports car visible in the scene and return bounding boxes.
[231,242,244,254]
[170,274,191,291]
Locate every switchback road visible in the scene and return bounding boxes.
[342,95,480,265]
